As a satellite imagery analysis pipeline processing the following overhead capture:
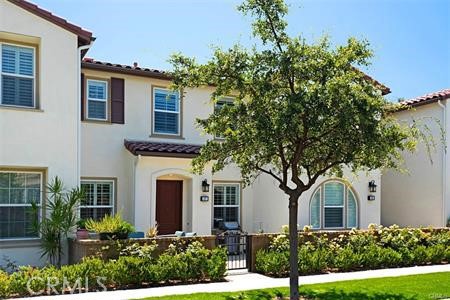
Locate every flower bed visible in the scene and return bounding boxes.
[255,225,450,277]
[0,240,227,298]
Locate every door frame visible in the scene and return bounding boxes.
[147,168,199,234]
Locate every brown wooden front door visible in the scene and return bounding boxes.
[156,180,183,235]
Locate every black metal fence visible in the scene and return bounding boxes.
[216,233,249,270]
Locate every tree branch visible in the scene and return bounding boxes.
[255,0,296,94]
[254,165,294,195]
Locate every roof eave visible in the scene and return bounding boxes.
[81,62,171,80]
[396,97,450,112]
[133,151,198,159]
[7,0,94,46]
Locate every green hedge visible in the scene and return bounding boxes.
[256,225,450,277]
[0,240,227,298]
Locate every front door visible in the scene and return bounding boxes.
[156,180,183,235]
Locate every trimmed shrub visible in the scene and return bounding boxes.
[0,239,227,298]
[0,270,10,298]
[256,226,450,276]
[207,247,227,281]
[255,250,290,277]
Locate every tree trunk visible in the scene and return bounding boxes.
[289,196,299,300]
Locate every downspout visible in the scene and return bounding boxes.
[437,100,446,227]
[133,154,142,227]
[77,43,93,187]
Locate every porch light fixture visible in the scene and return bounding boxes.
[368,180,377,193]
[202,179,210,193]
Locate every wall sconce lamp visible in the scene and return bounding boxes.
[202,179,210,193]
[368,180,377,193]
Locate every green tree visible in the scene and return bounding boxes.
[169,1,420,299]
[32,177,84,267]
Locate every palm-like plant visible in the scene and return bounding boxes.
[32,177,84,267]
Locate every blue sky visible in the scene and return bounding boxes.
[34,0,449,101]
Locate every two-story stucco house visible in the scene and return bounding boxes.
[382,89,450,228]
[1,0,382,266]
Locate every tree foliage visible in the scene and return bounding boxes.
[169,0,422,298]
[170,1,416,196]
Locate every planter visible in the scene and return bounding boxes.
[99,232,129,240]
[76,229,89,240]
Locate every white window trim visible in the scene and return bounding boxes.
[0,170,43,241]
[86,79,108,121]
[212,183,241,229]
[347,189,359,228]
[0,42,36,109]
[152,87,181,136]
[79,179,115,219]
[309,187,321,229]
[309,180,359,230]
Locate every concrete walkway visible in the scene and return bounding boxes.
[13,264,450,300]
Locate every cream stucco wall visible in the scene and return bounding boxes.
[80,69,254,234]
[381,103,446,227]
[80,69,217,224]
[0,0,80,266]
[132,157,253,235]
[81,67,381,236]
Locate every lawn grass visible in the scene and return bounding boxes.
[140,272,450,300]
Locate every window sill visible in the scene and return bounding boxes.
[312,228,357,231]
[0,105,43,113]
[149,133,185,140]
[0,238,41,248]
[82,119,112,125]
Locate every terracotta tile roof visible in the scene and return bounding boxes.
[360,73,390,95]
[399,89,450,108]
[82,58,170,80]
[124,140,201,158]
[7,0,94,46]
[83,58,390,95]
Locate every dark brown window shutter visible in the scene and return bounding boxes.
[81,73,85,121]
[111,78,125,124]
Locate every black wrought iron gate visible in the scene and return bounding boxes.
[216,233,249,270]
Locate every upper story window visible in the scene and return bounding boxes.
[1,44,35,108]
[310,181,358,229]
[214,97,235,139]
[153,88,181,136]
[215,97,234,111]
[0,171,42,239]
[87,79,108,121]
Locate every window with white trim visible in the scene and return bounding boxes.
[213,183,240,229]
[0,171,42,239]
[153,88,180,135]
[80,181,114,220]
[1,43,35,108]
[87,79,108,120]
[310,181,358,229]
[214,97,234,139]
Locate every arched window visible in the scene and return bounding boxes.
[310,181,358,229]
